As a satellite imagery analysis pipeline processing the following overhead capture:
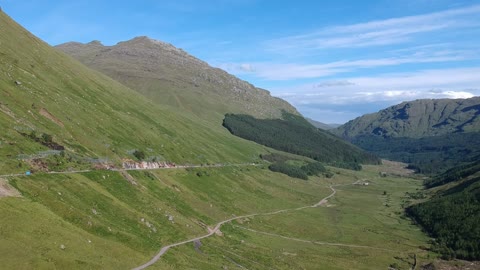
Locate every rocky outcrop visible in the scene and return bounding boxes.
[122,159,176,170]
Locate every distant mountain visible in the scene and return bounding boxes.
[333,97,480,138]
[56,37,298,122]
[332,97,480,174]
[305,118,340,130]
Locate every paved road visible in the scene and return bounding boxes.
[132,184,343,270]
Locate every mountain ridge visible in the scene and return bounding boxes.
[56,37,298,121]
[331,97,480,173]
[333,97,480,138]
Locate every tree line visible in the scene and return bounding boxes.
[223,113,379,168]
[407,161,480,260]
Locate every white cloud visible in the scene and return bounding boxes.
[441,91,475,99]
[217,49,474,80]
[266,4,480,53]
[238,63,255,72]
[273,67,480,107]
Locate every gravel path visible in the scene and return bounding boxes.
[132,184,345,270]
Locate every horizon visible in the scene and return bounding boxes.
[2,0,480,123]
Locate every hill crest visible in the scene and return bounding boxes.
[57,37,298,121]
[333,97,480,138]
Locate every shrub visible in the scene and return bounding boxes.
[133,150,145,160]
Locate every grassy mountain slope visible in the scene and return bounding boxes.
[56,37,298,122]
[0,11,266,174]
[407,161,480,260]
[2,163,431,269]
[1,166,330,269]
[54,34,379,173]
[333,97,480,138]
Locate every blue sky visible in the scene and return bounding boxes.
[3,0,480,123]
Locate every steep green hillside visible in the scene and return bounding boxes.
[407,161,480,260]
[333,97,480,138]
[1,166,331,269]
[0,11,265,174]
[56,37,298,122]
[223,112,380,168]
[1,162,432,269]
[424,160,480,188]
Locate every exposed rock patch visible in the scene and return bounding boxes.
[39,108,64,127]
[0,178,21,197]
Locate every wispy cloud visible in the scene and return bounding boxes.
[266,4,480,53]
[274,67,480,110]
[218,48,475,80]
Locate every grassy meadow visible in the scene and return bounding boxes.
[0,163,433,269]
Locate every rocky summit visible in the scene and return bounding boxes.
[57,37,298,121]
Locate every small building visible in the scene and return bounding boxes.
[25,171,31,176]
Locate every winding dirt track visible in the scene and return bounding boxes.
[132,185,346,270]
[1,166,377,269]
[233,225,395,251]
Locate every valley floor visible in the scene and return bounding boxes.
[0,163,433,269]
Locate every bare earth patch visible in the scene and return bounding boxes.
[39,108,64,127]
[119,170,138,185]
[381,160,415,176]
[0,178,21,197]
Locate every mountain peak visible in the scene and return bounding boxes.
[56,35,299,121]
[87,40,103,46]
[120,36,176,49]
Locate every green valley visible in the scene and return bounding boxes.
[0,4,478,270]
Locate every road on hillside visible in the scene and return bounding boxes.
[132,183,366,270]
[0,163,258,179]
